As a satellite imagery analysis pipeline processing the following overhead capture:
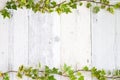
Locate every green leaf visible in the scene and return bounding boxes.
[51,1,57,7]
[17,72,23,78]
[3,73,10,80]
[114,2,120,9]
[48,75,56,80]
[70,3,77,9]
[56,7,61,14]
[60,4,71,13]
[78,75,84,80]
[0,9,10,18]
[77,72,81,76]
[45,66,51,74]
[63,64,72,72]
[101,5,106,9]
[21,0,26,3]
[86,2,92,8]
[107,7,114,14]
[100,69,106,76]
[83,66,89,71]
[52,67,59,74]
[79,2,83,6]
[93,6,100,13]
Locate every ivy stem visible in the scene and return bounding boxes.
[3,70,120,79]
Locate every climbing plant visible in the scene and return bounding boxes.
[0,0,120,18]
[0,64,120,80]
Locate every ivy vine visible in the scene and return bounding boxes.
[0,0,120,18]
[0,64,120,80]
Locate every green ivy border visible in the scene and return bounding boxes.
[0,64,120,80]
[0,0,120,18]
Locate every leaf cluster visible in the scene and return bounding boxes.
[0,64,120,80]
[0,0,120,18]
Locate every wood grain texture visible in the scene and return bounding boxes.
[0,16,10,72]
[115,10,120,69]
[60,4,91,80]
[91,10,116,70]
[28,11,61,68]
[60,5,91,68]
[0,0,120,79]
[8,9,29,80]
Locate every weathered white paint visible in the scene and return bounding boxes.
[60,4,91,80]
[115,10,120,69]
[91,1,120,72]
[0,0,120,80]
[28,11,61,80]
[0,16,9,72]
[0,0,8,10]
[92,10,116,70]
[60,5,91,68]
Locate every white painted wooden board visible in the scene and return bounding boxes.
[0,0,120,80]
[92,10,116,70]
[60,3,91,80]
[61,5,91,68]
[0,17,10,72]
[115,10,120,69]
[28,11,61,68]
[12,8,29,71]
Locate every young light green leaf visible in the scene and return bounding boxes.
[107,7,114,14]
[93,6,100,13]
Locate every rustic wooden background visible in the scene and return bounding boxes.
[0,0,120,80]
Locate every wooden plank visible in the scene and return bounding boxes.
[115,10,120,69]
[28,11,60,68]
[91,9,116,70]
[60,5,91,68]
[60,4,91,80]
[12,8,29,70]
[0,16,10,72]
[7,9,29,80]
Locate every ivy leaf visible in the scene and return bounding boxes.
[51,1,57,7]
[63,64,72,72]
[3,73,10,80]
[79,2,83,6]
[101,5,106,9]
[107,7,114,14]
[83,66,89,71]
[17,72,23,79]
[21,0,26,3]
[100,69,106,76]
[38,62,41,68]
[45,66,51,74]
[70,3,77,9]
[12,4,17,10]
[77,72,81,76]
[114,2,120,9]
[60,4,71,13]
[93,6,100,13]
[52,67,59,74]
[78,75,84,80]
[0,9,10,18]
[48,75,56,80]
[55,8,61,14]
[86,2,92,8]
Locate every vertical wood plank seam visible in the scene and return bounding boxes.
[90,7,93,80]
[114,13,117,69]
[8,10,14,71]
[27,10,30,66]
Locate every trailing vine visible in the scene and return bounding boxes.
[0,64,120,80]
[0,0,120,18]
